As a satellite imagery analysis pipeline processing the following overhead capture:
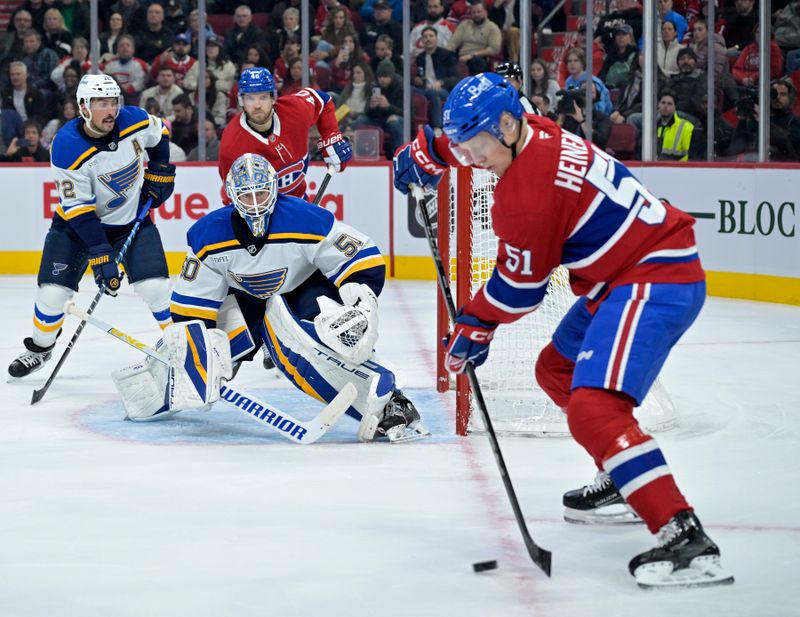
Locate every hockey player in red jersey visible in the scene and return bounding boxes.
[218,67,352,200]
[393,72,734,589]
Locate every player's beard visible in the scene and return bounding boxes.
[88,114,115,136]
[246,107,273,129]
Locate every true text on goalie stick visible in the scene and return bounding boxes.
[63,302,356,444]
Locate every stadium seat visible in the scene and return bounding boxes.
[605,123,637,161]
[412,93,429,133]
[207,14,233,35]
[251,13,270,31]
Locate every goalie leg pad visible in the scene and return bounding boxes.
[262,295,395,439]
[112,354,175,421]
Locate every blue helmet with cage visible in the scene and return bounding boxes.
[238,67,276,97]
[442,73,524,144]
[225,153,279,238]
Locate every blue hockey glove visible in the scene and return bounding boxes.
[393,125,447,195]
[442,312,497,374]
[140,161,176,209]
[88,244,120,297]
[317,133,352,172]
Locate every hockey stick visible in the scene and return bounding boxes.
[412,186,553,577]
[63,302,356,444]
[312,164,336,206]
[31,199,154,405]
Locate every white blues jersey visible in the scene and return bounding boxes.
[50,106,169,228]
[171,194,386,323]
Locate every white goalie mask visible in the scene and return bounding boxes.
[76,74,123,123]
[225,153,279,238]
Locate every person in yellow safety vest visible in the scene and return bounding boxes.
[656,90,695,161]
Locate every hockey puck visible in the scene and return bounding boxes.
[472,560,498,573]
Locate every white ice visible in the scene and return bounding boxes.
[1,275,799,617]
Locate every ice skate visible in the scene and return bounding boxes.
[629,510,734,589]
[8,337,55,378]
[563,471,643,525]
[377,390,430,443]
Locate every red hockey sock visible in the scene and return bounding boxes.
[534,342,575,409]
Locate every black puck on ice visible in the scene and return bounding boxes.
[472,560,498,573]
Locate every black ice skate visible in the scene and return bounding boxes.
[376,390,430,443]
[262,345,275,370]
[563,471,643,525]
[8,337,55,378]
[629,510,734,589]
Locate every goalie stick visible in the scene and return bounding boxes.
[63,302,356,445]
[31,198,155,406]
[412,185,553,577]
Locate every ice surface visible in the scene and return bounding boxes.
[1,276,799,616]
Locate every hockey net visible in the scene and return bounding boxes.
[433,167,678,437]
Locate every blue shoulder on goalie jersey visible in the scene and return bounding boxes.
[51,107,154,171]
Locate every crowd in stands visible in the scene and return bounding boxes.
[1,0,800,163]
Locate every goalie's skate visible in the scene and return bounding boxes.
[377,390,430,443]
[630,510,734,589]
[563,471,643,525]
[8,337,55,378]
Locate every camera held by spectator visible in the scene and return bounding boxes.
[556,87,586,117]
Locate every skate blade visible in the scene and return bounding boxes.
[386,420,431,444]
[635,555,735,589]
[564,505,644,526]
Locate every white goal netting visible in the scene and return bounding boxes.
[434,167,678,437]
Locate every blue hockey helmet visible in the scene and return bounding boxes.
[238,67,276,97]
[442,73,524,144]
[225,153,279,238]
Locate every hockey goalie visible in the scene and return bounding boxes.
[114,153,429,443]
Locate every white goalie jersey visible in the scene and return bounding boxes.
[50,106,168,227]
[170,193,386,323]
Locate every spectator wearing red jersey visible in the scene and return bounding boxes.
[732,25,784,88]
[50,37,92,92]
[331,32,370,93]
[150,33,197,88]
[102,34,149,105]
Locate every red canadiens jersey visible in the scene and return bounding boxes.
[438,115,705,325]
[218,88,340,201]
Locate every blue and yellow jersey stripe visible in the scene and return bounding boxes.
[170,292,223,322]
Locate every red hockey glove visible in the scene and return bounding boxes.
[393,125,447,195]
[442,311,497,374]
[317,133,353,172]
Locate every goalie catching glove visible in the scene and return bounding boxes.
[112,320,233,421]
[314,283,379,365]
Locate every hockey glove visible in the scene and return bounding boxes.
[317,133,353,172]
[393,125,447,195]
[88,244,121,297]
[443,311,497,374]
[140,161,176,209]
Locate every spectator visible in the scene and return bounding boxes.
[331,33,370,93]
[556,83,612,149]
[184,9,217,58]
[14,4,43,35]
[775,1,800,63]
[42,9,73,58]
[41,98,77,148]
[267,6,300,63]
[50,37,91,92]
[99,12,127,62]
[557,25,605,84]
[599,24,638,90]
[370,34,403,79]
[532,93,558,120]
[319,7,357,60]
[487,0,532,63]
[0,119,49,161]
[140,66,184,121]
[187,117,220,161]
[409,0,456,58]
[160,117,187,161]
[667,48,706,121]
[732,25,784,88]
[273,34,308,91]
[57,0,90,39]
[109,0,146,37]
[597,0,643,50]
[656,90,694,161]
[143,97,160,116]
[244,44,272,70]
[20,30,59,91]
[563,48,614,115]
[163,0,187,38]
[58,63,81,104]
[170,92,197,153]
[688,93,734,160]
[103,35,149,105]
[183,36,236,94]
[2,11,34,61]
[1,61,51,127]
[720,0,757,53]
[447,1,502,75]
[135,2,174,64]
[657,0,688,43]
[672,0,701,28]
[529,58,560,110]
[657,19,684,78]
[278,58,308,97]
[336,61,374,132]
[271,0,301,32]
[690,18,727,81]
[360,0,403,58]
[314,0,353,36]
[361,0,402,23]
[193,70,227,127]
[0,109,23,153]
[224,5,265,65]
[150,33,197,88]
[414,26,458,131]
[358,59,403,158]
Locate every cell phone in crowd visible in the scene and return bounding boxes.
[17,138,30,148]
[372,86,381,97]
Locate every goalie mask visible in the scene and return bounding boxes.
[225,153,278,238]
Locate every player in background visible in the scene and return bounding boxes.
[495,61,538,115]
[8,74,176,378]
[392,73,733,588]
[115,153,428,443]
[218,66,352,200]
